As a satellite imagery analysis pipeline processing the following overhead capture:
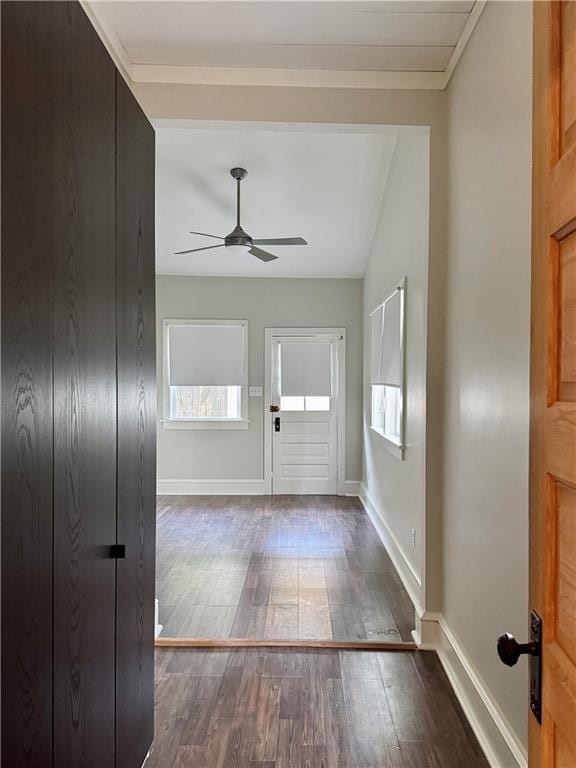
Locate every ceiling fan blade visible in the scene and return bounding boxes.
[250,246,278,262]
[174,244,225,255]
[252,237,307,246]
[189,231,225,240]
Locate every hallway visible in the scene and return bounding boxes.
[156,495,414,642]
[147,647,488,767]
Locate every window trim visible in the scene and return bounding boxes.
[161,318,249,430]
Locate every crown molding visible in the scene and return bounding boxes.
[443,0,487,87]
[79,0,134,83]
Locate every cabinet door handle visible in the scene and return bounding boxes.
[110,544,126,559]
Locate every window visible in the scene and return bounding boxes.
[163,319,248,429]
[371,385,401,442]
[171,385,242,419]
[370,279,405,456]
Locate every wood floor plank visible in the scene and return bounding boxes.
[147,648,490,768]
[265,604,299,640]
[156,495,415,643]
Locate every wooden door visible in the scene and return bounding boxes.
[1,3,55,765]
[530,2,576,764]
[51,3,117,766]
[270,335,339,495]
[115,72,157,768]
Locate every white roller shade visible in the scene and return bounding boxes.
[281,342,332,397]
[380,289,402,387]
[371,285,403,387]
[370,305,384,385]
[168,323,245,386]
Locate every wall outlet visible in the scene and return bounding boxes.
[249,386,263,397]
[411,529,417,548]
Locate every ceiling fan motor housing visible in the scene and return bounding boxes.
[225,224,253,249]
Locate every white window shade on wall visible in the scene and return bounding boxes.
[370,305,384,385]
[281,342,332,397]
[371,283,404,387]
[169,323,245,386]
[380,289,402,387]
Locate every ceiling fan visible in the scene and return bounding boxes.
[174,167,308,262]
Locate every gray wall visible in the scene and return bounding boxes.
[443,1,532,748]
[156,275,363,482]
[362,131,430,597]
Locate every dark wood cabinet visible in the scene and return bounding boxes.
[115,74,157,768]
[1,3,156,767]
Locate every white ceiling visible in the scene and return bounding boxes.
[89,1,482,88]
[156,122,410,278]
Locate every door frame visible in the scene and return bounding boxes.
[264,327,346,495]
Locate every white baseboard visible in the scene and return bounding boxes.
[359,483,423,615]
[342,480,361,496]
[158,478,362,497]
[157,478,267,495]
[420,612,527,768]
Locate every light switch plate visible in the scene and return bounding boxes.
[249,386,263,397]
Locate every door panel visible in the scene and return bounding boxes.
[1,3,55,764]
[273,410,337,493]
[115,73,157,768]
[531,2,576,764]
[51,3,117,766]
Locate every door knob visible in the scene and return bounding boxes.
[270,404,280,413]
[497,632,538,667]
[497,612,542,723]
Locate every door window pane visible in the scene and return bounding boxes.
[305,396,330,411]
[281,396,305,411]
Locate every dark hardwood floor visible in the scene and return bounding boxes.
[147,647,489,768]
[156,495,415,642]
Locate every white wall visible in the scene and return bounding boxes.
[362,131,430,607]
[443,0,532,752]
[156,275,363,485]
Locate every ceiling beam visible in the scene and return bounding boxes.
[130,64,446,90]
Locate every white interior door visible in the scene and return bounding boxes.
[270,334,340,495]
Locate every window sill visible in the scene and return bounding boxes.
[161,419,250,431]
[370,426,404,460]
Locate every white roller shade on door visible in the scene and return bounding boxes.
[168,323,245,386]
[281,342,332,397]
